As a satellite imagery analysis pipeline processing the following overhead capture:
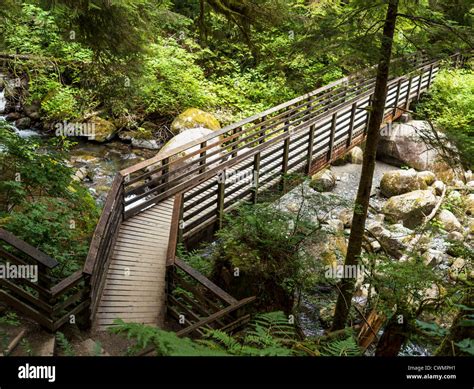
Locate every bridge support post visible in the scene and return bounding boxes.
[392,79,402,117]
[327,112,337,162]
[306,124,315,175]
[405,75,413,111]
[346,103,357,148]
[217,171,226,229]
[252,153,261,204]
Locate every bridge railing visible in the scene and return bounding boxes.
[115,53,462,243]
[0,229,89,331]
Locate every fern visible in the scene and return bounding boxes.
[55,332,75,356]
[319,336,362,356]
[110,319,229,356]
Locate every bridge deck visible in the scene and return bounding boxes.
[93,197,175,331]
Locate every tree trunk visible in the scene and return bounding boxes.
[374,313,408,356]
[331,0,399,331]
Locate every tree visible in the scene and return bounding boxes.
[331,0,400,331]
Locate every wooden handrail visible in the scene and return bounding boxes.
[176,296,256,337]
[0,229,58,269]
[175,258,238,305]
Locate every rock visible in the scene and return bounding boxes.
[423,283,444,301]
[382,190,437,229]
[449,257,465,280]
[325,219,344,233]
[131,138,161,150]
[422,249,446,267]
[469,219,474,235]
[148,127,221,182]
[447,231,464,242]
[465,170,473,182]
[24,101,41,120]
[348,146,363,164]
[87,117,117,142]
[432,180,445,196]
[6,112,21,121]
[437,209,462,232]
[417,171,436,186]
[366,221,410,259]
[319,302,336,326]
[466,194,474,215]
[309,169,336,192]
[377,121,439,170]
[170,108,221,135]
[380,169,427,197]
[466,181,474,188]
[453,179,464,187]
[72,167,88,182]
[307,234,347,269]
[14,117,32,129]
[337,208,353,228]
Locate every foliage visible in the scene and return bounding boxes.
[0,125,99,278]
[55,332,75,356]
[211,202,317,311]
[417,68,474,169]
[0,311,20,327]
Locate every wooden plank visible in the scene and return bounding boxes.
[0,229,58,269]
[177,296,256,337]
[167,194,182,266]
[175,258,237,305]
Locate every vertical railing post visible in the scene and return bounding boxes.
[405,75,413,111]
[327,112,337,162]
[177,192,185,243]
[280,112,291,192]
[426,63,434,91]
[199,142,207,174]
[231,127,240,158]
[252,153,261,204]
[217,171,226,229]
[306,124,315,175]
[346,102,357,148]
[392,79,402,117]
[364,95,373,136]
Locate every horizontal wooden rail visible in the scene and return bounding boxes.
[175,258,238,305]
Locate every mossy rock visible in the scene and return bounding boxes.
[171,108,221,135]
[87,116,117,143]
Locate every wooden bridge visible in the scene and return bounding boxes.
[0,52,466,335]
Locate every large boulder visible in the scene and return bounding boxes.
[348,146,363,164]
[87,116,117,143]
[382,190,437,228]
[170,108,221,135]
[437,209,462,232]
[307,234,347,269]
[148,127,222,182]
[378,121,454,181]
[380,169,427,197]
[309,169,336,192]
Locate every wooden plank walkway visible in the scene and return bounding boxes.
[93,197,175,331]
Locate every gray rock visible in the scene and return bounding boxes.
[348,146,363,164]
[310,169,336,192]
[417,171,436,186]
[131,138,161,150]
[382,190,437,229]
[432,180,445,196]
[15,117,32,129]
[437,209,462,232]
[380,168,427,197]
